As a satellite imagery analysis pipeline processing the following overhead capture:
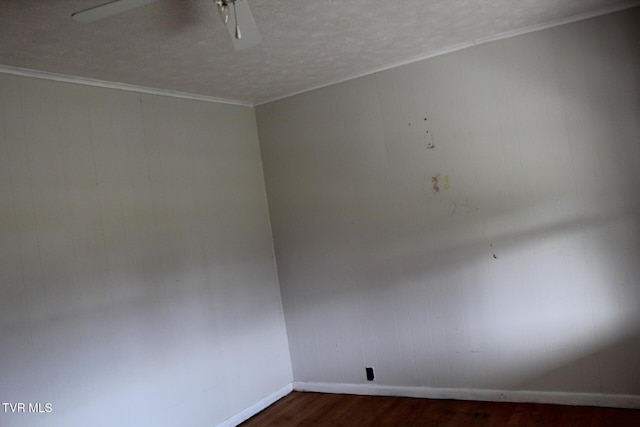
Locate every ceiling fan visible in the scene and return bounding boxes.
[71,0,261,50]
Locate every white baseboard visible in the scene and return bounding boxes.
[293,381,640,409]
[217,383,293,427]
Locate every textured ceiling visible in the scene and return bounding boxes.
[0,0,636,104]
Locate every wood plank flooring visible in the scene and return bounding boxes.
[239,392,640,426]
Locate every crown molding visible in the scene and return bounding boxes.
[0,65,253,107]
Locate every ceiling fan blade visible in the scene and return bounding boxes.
[71,0,161,23]
[226,0,261,50]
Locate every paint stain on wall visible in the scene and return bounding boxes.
[430,174,450,194]
[432,174,440,192]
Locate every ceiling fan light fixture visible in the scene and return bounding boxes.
[233,1,241,39]
[71,0,260,50]
[216,0,230,24]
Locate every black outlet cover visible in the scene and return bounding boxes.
[365,367,375,381]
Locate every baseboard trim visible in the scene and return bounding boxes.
[218,383,293,427]
[293,381,640,409]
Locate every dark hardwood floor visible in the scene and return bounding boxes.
[239,392,640,426]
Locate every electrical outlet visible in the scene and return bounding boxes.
[365,367,375,381]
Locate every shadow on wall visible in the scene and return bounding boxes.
[1,183,285,426]
[517,325,640,395]
[260,7,640,394]
[0,80,288,427]
[280,199,640,392]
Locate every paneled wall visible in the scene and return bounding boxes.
[0,75,292,427]
[257,8,640,399]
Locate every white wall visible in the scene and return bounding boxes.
[256,7,640,401]
[0,74,292,427]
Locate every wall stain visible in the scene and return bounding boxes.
[432,174,440,192]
